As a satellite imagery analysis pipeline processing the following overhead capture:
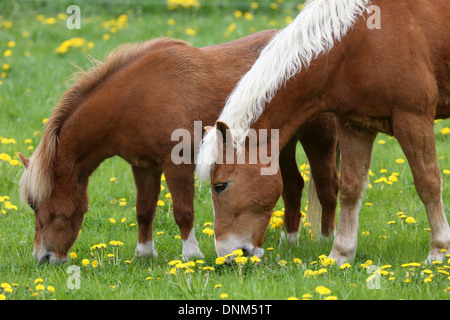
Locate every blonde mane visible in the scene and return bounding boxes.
[196,0,370,180]
[20,38,186,204]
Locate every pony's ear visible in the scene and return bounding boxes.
[18,152,30,168]
[216,121,231,144]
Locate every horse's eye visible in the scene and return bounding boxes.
[29,202,37,212]
[213,182,229,194]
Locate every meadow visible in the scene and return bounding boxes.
[0,0,450,301]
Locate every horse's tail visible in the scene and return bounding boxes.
[196,0,370,181]
[307,143,341,239]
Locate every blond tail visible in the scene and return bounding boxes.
[307,175,322,240]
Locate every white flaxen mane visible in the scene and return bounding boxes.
[196,0,371,180]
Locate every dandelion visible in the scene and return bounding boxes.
[109,218,116,223]
[220,293,229,299]
[396,158,405,164]
[250,256,261,264]
[35,284,45,291]
[82,259,90,266]
[0,294,6,300]
[302,293,312,300]
[69,252,77,259]
[315,286,331,296]
[215,257,226,265]
[3,50,12,57]
[214,284,222,288]
[325,296,338,300]
[202,228,214,236]
[405,217,417,224]
[34,278,43,284]
[185,28,197,36]
[157,200,165,206]
[293,258,303,264]
[109,240,123,246]
[203,266,215,271]
[165,193,172,199]
[440,128,450,135]
[233,10,243,18]
[235,256,248,265]
[47,286,55,292]
[340,263,352,270]
[278,260,287,266]
[377,140,386,145]
[244,12,254,21]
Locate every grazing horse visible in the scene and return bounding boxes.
[197,0,450,264]
[19,30,339,264]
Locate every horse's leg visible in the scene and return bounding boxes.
[328,119,377,265]
[279,137,304,243]
[393,112,450,262]
[132,166,161,258]
[299,114,339,239]
[164,163,204,259]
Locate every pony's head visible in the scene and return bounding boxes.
[207,122,282,258]
[19,141,89,264]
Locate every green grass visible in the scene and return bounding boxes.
[1,1,450,301]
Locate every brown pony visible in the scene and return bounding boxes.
[19,30,339,264]
[197,0,450,264]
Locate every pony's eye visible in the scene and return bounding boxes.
[213,182,229,194]
[29,202,37,212]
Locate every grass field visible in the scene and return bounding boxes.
[1,0,450,301]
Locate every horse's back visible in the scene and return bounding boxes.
[331,0,450,123]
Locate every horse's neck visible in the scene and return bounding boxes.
[252,57,337,150]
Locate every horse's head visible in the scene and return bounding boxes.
[19,152,88,265]
[208,122,282,258]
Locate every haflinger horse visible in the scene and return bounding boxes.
[19,29,339,264]
[197,0,450,265]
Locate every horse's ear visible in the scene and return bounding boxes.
[18,152,30,168]
[216,121,231,144]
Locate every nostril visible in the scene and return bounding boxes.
[39,253,51,264]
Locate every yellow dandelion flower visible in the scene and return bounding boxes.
[302,293,312,300]
[202,227,214,236]
[220,293,229,299]
[315,286,331,295]
[440,128,450,135]
[405,217,417,224]
[215,257,226,265]
[35,284,45,291]
[233,10,243,18]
